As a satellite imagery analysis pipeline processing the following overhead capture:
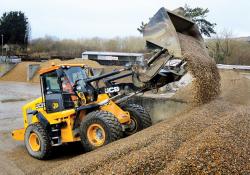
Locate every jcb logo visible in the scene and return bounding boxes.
[52,102,59,109]
[105,87,120,94]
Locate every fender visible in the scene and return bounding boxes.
[73,104,100,130]
[36,112,50,131]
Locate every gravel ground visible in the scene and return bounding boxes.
[45,98,250,175]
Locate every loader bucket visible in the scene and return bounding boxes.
[143,7,203,58]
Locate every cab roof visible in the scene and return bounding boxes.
[39,64,86,75]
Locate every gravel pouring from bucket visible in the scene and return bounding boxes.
[141,7,220,105]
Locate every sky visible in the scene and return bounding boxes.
[0,0,250,39]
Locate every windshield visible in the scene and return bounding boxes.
[64,67,88,84]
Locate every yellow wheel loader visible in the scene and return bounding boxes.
[12,63,158,159]
[11,64,155,159]
[12,7,202,160]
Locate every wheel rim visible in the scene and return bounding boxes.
[127,116,138,134]
[87,124,106,147]
[29,133,41,152]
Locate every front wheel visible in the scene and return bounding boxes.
[121,104,152,136]
[80,110,123,152]
[24,123,52,160]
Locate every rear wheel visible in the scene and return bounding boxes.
[80,110,123,152]
[24,123,52,159]
[121,104,152,136]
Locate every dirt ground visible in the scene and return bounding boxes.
[0,70,249,175]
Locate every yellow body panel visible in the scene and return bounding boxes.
[38,110,75,124]
[22,97,43,128]
[97,94,130,124]
[60,113,81,142]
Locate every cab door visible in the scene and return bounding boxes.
[41,71,65,113]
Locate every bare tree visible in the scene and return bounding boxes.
[207,30,234,64]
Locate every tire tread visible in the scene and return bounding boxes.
[80,110,123,151]
[121,103,152,131]
[25,123,52,160]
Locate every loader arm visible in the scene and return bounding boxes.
[108,6,203,93]
[71,6,203,102]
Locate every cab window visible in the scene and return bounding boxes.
[64,67,86,83]
[43,71,61,94]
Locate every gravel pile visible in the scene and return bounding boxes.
[45,97,250,175]
[0,62,38,82]
[0,58,102,83]
[160,106,250,175]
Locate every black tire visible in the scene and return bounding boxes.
[121,104,152,136]
[24,123,52,160]
[80,110,123,152]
